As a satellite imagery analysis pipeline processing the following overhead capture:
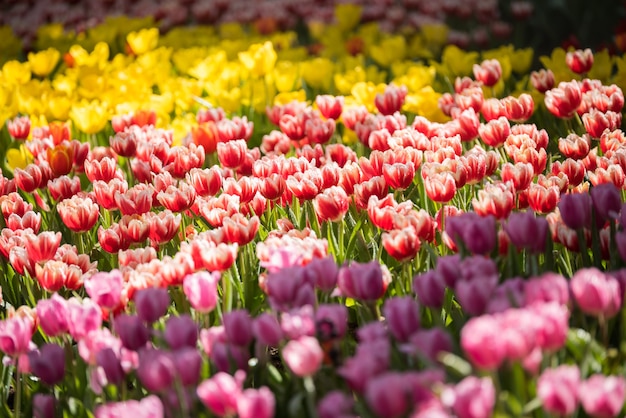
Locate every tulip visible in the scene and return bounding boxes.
[114,314,150,351]
[451,376,496,418]
[579,374,626,418]
[33,394,55,418]
[336,260,389,301]
[237,387,276,418]
[382,296,420,342]
[134,287,170,324]
[137,349,176,393]
[183,271,220,313]
[537,365,580,416]
[197,370,245,417]
[365,372,412,417]
[28,343,65,385]
[96,348,125,387]
[36,293,69,337]
[570,268,622,318]
[84,269,124,310]
[317,390,355,418]
[282,336,323,377]
[164,315,198,349]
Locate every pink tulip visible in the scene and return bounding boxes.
[33,394,55,418]
[579,374,626,418]
[304,255,339,292]
[36,293,69,337]
[537,365,580,416]
[281,305,316,340]
[382,296,421,342]
[338,339,390,393]
[282,336,323,377]
[401,327,452,364]
[571,268,622,318]
[95,395,164,418]
[84,269,124,310]
[197,370,245,417]
[237,387,275,418]
[183,271,220,313]
[460,315,506,370]
[0,315,33,357]
[525,272,569,306]
[67,297,102,341]
[531,302,570,352]
[451,376,496,418]
[503,210,549,253]
[445,212,496,255]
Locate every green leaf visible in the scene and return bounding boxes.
[438,352,472,377]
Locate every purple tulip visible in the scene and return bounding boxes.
[336,260,388,301]
[558,192,592,230]
[591,182,622,223]
[317,391,355,418]
[164,315,198,349]
[114,314,150,351]
[252,313,283,347]
[413,270,446,308]
[137,349,176,392]
[223,309,253,347]
[503,210,549,253]
[134,288,170,324]
[33,394,55,418]
[305,255,339,292]
[382,296,421,342]
[96,348,124,386]
[29,343,65,385]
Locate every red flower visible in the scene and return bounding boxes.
[382,228,421,261]
[57,196,100,232]
[545,81,582,119]
[313,186,350,223]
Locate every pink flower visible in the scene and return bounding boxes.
[525,272,569,306]
[197,370,245,417]
[282,336,323,377]
[237,387,275,418]
[183,271,220,313]
[570,268,622,318]
[95,395,164,418]
[317,390,355,418]
[67,297,103,341]
[449,376,496,418]
[84,269,124,310]
[537,365,580,416]
[36,293,69,337]
[365,372,413,418]
[579,374,626,418]
[460,315,506,370]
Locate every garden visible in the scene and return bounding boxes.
[2,0,626,417]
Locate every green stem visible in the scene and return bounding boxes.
[337,221,345,265]
[14,366,21,418]
[303,376,318,418]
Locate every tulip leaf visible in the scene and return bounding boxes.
[438,352,472,377]
[522,397,543,415]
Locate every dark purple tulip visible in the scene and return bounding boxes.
[252,313,283,347]
[172,347,202,386]
[134,288,170,324]
[114,314,150,351]
[29,344,65,385]
[503,210,549,253]
[591,183,622,223]
[165,315,198,349]
[558,192,592,230]
[33,394,55,418]
[337,260,387,301]
[137,349,176,392]
[305,256,339,292]
[445,212,496,255]
[96,347,124,386]
[413,270,446,308]
[223,309,253,347]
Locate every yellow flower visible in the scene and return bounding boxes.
[0,26,22,65]
[70,42,110,68]
[238,41,277,78]
[406,34,433,60]
[404,86,449,123]
[75,66,107,100]
[335,3,362,33]
[214,88,242,114]
[2,61,31,85]
[369,35,406,67]
[438,45,479,77]
[588,49,612,83]
[511,47,533,75]
[351,81,385,112]
[341,126,358,144]
[241,78,276,113]
[48,94,72,120]
[219,23,246,40]
[170,113,196,147]
[126,28,159,55]
[540,48,577,84]
[274,90,306,106]
[273,61,301,93]
[421,23,449,50]
[70,100,110,134]
[334,67,367,96]
[301,58,334,91]
[5,144,33,172]
[184,49,224,79]
[392,64,436,92]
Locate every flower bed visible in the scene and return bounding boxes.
[1,3,626,418]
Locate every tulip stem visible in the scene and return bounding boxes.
[14,367,21,418]
[303,376,317,418]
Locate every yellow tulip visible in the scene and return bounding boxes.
[301,58,334,91]
[2,61,31,85]
[341,127,358,144]
[187,50,227,80]
[439,45,479,77]
[539,48,577,84]
[70,100,110,134]
[219,23,246,40]
[421,23,449,50]
[238,41,277,78]
[48,94,72,120]
[335,3,362,33]
[28,48,61,77]
[170,113,196,147]
[404,87,449,123]
[214,88,242,114]
[5,144,33,172]
[393,65,436,92]
[511,47,533,75]
[274,90,306,106]
[334,67,367,96]
[588,49,612,83]
[273,61,301,93]
[370,35,406,67]
[126,28,159,55]
[351,81,385,112]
